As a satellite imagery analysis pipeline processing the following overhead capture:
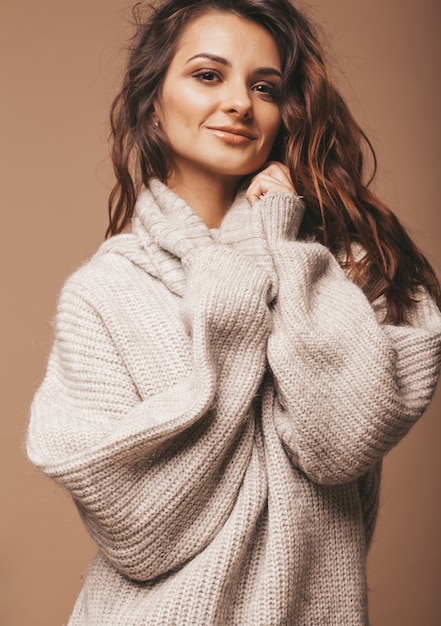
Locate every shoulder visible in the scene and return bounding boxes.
[59,233,156,306]
[56,231,179,330]
[52,233,173,348]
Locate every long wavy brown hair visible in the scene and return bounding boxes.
[107,0,440,324]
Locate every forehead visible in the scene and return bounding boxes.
[173,11,281,68]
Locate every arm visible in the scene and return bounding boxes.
[256,192,441,485]
[28,243,271,581]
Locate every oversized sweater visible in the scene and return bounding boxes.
[28,180,441,625]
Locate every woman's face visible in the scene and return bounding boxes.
[154,11,283,189]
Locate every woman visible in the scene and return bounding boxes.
[27,0,441,624]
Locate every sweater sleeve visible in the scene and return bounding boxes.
[27,244,271,581]
[256,194,441,485]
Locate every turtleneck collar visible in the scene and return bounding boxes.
[125,179,253,296]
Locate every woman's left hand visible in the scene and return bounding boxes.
[246,162,296,206]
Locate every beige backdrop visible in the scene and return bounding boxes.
[1,0,440,624]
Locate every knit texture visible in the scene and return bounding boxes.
[28,180,441,625]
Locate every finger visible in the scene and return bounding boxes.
[246,170,295,206]
[246,159,294,201]
[254,162,292,186]
[249,164,294,194]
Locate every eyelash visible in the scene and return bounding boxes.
[192,69,278,101]
[193,69,221,83]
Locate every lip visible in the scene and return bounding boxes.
[206,125,257,144]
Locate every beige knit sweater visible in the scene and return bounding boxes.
[28,180,441,625]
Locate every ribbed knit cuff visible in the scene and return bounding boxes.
[256,193,305,247]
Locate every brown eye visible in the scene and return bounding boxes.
[193,70,221,83]
[252,82,277,100]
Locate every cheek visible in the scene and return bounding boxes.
[256,104,282,146]
[258,125,281,159]
[161,85,213,130]
[267,112,282,143]
[157,83,188,129]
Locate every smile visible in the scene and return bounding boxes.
[206,126,257,145]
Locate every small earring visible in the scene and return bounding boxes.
[154,119,159,128]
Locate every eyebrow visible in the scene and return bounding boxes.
[186,53,282,77]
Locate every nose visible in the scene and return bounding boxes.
[222,79,253,119]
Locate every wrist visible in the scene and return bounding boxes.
[256,193,305,244]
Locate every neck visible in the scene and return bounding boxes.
[167,169,244,229]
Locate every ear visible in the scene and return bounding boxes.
[152,102,162,127]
